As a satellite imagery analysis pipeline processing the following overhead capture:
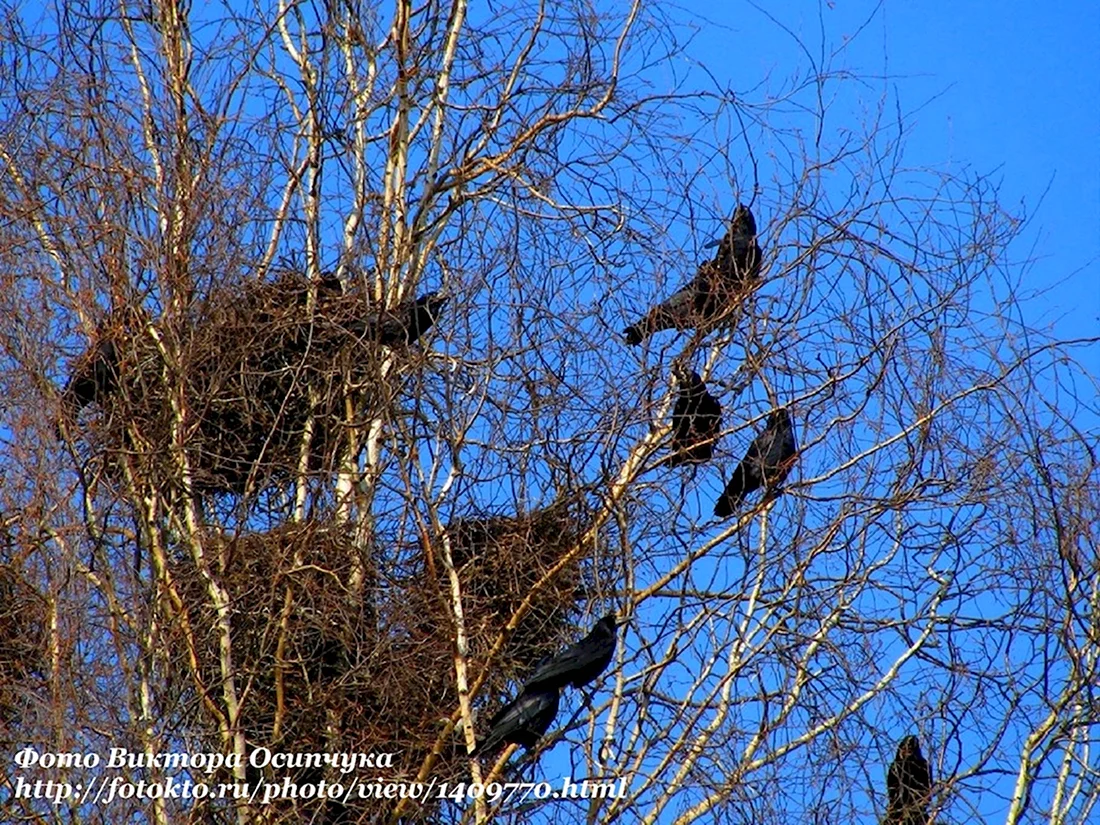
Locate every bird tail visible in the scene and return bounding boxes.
[713,485,744,518]
[469,731,500,759]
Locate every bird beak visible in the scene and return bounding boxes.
[703,237,721,249]
[614,616,630,628]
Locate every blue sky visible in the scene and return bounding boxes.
[527,3,1098,822]
[691,1,1099,345]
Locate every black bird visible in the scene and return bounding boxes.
[524,613,625,692]
[470,687,560,758]
[61,338,120,418]
[349,292,448,348]
[659,370,722,467]
[709,203,761,282]
[714,408,797,518]
[886,735,933,825]
[624,205,761,346]
[315,271,344,298]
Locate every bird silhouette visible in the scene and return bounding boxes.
[348,292,448,347]
[470,687,560,758]
[59,337,121,433]
[625,204,761,345]
[714,408,797,517]
[886,735,933,825]
[659,370,723,467]
[523,613,625,692]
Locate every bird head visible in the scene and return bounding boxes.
[898,735,922,758]
[670,362,696,382]
[316,271,343,296]
[768,408,791,428]
[417,291,449,317]
[731,204,758,237]
[601,612,629,630]
[704,203,758,248]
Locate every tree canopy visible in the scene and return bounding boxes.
[1,1,1096,823]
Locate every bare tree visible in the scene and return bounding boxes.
[1,1,1096,824]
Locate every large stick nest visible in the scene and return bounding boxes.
[62,275,411,496]
[165,521,377,821]
[433,500,593,677]
[164,500,603,823]
[0,562,47,736]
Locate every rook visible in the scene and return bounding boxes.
[714,408,797,517]
[661,370,722,467]
[524,613,625,692]
[349,292,448,348]
[61,338,120,419]
[886,735,933,825]
[625,205,761,345]
[470,687,560,758]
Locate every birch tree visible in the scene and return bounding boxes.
[0,1,1096,824]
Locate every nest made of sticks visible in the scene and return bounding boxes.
[61,275,417,496]
[439,500,592,676]
[166,520,373,742]
[0,562,47,732]
[165,520,383,822]
[357,500,596,819]
[163,499,600,823]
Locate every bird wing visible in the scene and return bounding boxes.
[760,414,798,486]
[714,421,773,516]
[887,743,933,817]
[473,689,559,756]
[668,382,701,448]
[524,619,619,690]
[524,647,587,690]
[624,273,711,344]
[472,696,525,756]
[692,391,723,439]
[667,410,722,466]
[375,304,414,346]
[670,386,694,426]
[714,457,760,516]
[711,207,761,290]
[409,295,447,344]
[62,339,120,414]
[525,637,613,690]
[641,284,695,331]
[520,689,561,746]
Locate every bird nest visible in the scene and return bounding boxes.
[164,520,381,822]
[166,520,373,735]
[0,562,46,733]
[62,275,414,496]
[163,501,600,823]
[435,501,593,676]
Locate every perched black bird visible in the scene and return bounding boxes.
[315,271,344,298]
[709,203,761,282]
[61,338,120,418]
[624,205,761,345]
[524,613,625,692]
[886,735,933,825]
[349,292,448,348]
[714,408,797,518]
[659,370,723,467]
[470,687,560,758]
